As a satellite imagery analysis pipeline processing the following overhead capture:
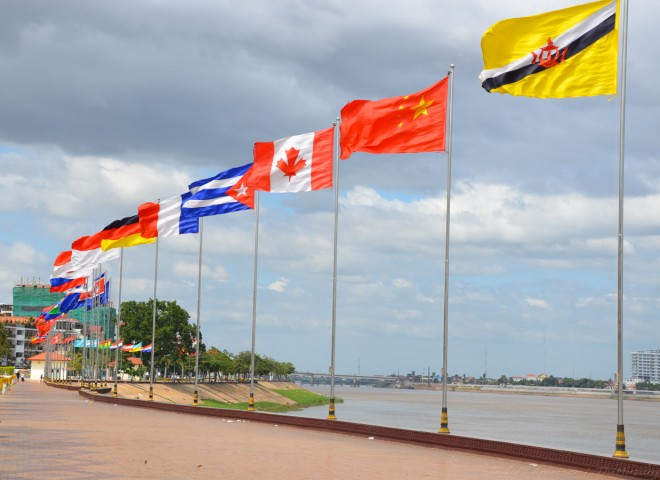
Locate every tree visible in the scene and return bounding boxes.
[201,348,234,380]
[0,322,11,361]
[119,299,199,371]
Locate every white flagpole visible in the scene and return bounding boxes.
[149,234,160,401]
[439,64,455,434]
[613,0,629,459]
[113,249,124,397]
[193,218,204,406]
[327,118,341,420]
[248,192,260,411]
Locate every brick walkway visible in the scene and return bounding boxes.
[0,380,627,479]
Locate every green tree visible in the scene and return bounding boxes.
[119,299,199,371]
[201,348,234,380]
[0,322,11,361]
[233,351,256,378]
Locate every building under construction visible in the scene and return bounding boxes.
[11,280,115,325]
[1,281,115,366]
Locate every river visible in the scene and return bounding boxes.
[286,385,660,464]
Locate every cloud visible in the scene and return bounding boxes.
[526,297,551,310]
[392,278,413,289]
[267,278,289,293]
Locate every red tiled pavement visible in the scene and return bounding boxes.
[0,380,628,479]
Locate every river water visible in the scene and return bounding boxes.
[286,385,660,464]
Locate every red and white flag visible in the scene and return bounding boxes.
[71,233,120,271]
[249,127,334,193]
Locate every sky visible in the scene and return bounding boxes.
[1,0,658,381]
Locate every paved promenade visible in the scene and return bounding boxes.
[0,380,629,479]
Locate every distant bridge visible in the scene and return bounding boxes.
[290,372,421,387]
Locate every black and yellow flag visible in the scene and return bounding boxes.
[479,0,618,98]
[100,214,156,251]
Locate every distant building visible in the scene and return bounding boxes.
[631,350,660,384]
[0,316,40,365]
[12,281,115,326]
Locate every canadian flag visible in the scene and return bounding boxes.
[249,127,334,193]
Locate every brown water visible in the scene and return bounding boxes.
[287,385,660,464]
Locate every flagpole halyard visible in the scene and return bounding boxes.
[328,118,341,421]
[613,0,629,459]
[439,64,455,435]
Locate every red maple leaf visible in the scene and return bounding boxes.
[276,147,307,182]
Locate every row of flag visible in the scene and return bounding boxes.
[43,0,620,336]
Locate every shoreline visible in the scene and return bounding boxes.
[381,382,660,401]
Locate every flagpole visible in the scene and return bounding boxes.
[113,249,124,397]
[193,218,204,406]
[81,279,88,389]
[613,0,629,459]
[149,235,160,401]
[248,192,260,411]
[92,266,100,391]
[327,118,341,420]
[439,64,455,434]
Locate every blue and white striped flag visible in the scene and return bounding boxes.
[184,163,253,218]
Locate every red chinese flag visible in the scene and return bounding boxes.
[339,77,448,160]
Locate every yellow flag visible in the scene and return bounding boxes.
[479,0,618,98]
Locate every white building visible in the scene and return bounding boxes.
[631,350,660,384]
[1,316,41,366]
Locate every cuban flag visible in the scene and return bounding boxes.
[184,163,253,218]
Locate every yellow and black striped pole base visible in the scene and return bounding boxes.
[438,407,450,434]
[148,386,154,401]
[613,424,629,458]
[112,384,118,398]
[193,390,199,406]
[247,393,255,411]
[327,398,337,420]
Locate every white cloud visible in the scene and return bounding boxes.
[267,278,289,293]
[392,278,413,289]
[526,297,551,310]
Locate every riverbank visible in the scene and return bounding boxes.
[395,383,660,401]
[111,380,335,411]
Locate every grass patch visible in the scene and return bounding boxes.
[271,388,342,408]
[200,387,342,412]
[200,398,295,413]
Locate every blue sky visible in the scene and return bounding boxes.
[1,0,659,380]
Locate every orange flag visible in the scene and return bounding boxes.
[339,77,448,160]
